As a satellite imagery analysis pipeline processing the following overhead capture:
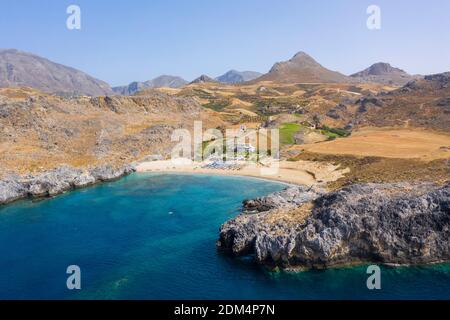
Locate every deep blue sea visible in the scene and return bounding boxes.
[0,173,449,300]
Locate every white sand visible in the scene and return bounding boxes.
[135,159,348,186]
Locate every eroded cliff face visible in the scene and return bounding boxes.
[218,183,450,269]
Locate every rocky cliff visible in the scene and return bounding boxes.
[218,183,450,269]
[0,164,135,205]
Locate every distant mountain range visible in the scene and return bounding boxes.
[215,70,262,83]
[351,62,419,86]
[112,75,188,95]
[0,48,430,96]
[0,49,113,96]
[255,51,351,84]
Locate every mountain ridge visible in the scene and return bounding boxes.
[190,75,218,84]
[113,75,188,95]
[215,70,262,84]
[0,49,113,96]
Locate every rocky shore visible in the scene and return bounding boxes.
[218,182,450,269]
[0,164,135,205]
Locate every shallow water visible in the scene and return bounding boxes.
[0,173,448,300]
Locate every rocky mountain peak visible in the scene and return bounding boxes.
[258,51,350,84]
[190,75,217,84]
[353,62,408,77]
[351,62,416,86]
[289,51,319,65]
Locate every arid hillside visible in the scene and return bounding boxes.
[165,80,391,128]
[0,87,224,177]
[299,127,450,160]
[352,72,450,132]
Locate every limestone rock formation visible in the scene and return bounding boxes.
[218,182,450,269]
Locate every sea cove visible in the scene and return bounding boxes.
[0,174,449,300]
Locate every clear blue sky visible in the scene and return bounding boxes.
[1,0,449,86]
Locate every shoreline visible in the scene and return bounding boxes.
[135,159,348,187]
[0,164,135,206]
[1,159,336,206]
[137,170,298,187]
[2,161,449,273]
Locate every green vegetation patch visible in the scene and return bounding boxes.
[320,126,352,140]
[279,123,351,145]
[280,123,303,145]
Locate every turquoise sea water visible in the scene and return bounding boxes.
[0,173,449,300]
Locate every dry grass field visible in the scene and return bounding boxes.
[294,127,450,160]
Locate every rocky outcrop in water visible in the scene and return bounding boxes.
[218,186,325,257]
[218,183,450,269]
[0,164,135,205]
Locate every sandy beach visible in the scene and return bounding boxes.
[135,159,348,186]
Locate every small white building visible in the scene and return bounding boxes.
[237,143,256,153]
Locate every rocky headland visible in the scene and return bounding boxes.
[0,164,135,205]
[218,182,450,269]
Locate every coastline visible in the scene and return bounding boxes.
[138,170,298,188]
[0,160,322,206]
[218,181,450,270]
[0,158,344,206]
[0,164,136,206]
[135,159,348,187]
[2,159,449,273]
